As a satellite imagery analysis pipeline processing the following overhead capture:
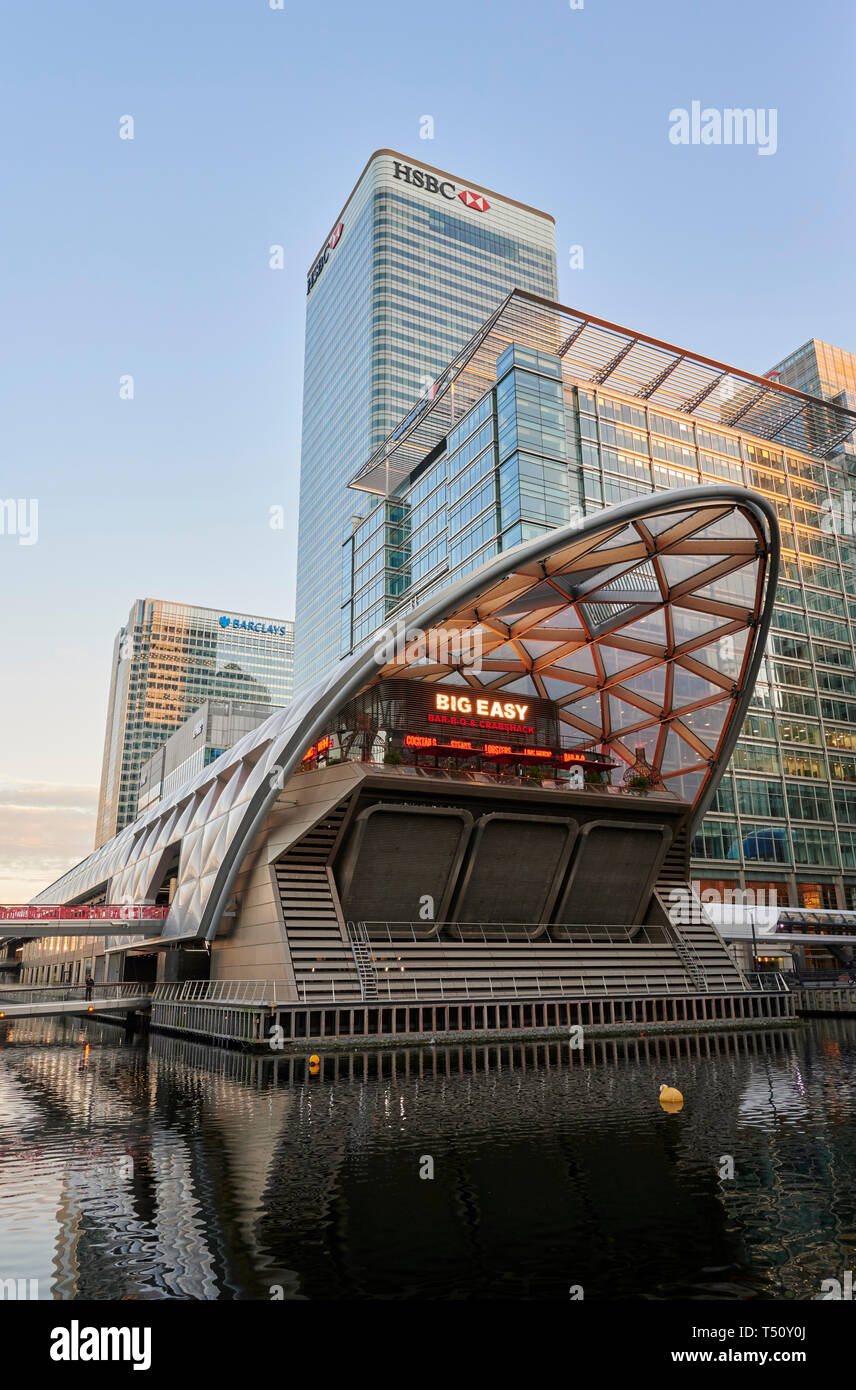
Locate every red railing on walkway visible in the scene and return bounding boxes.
[0,905,169,922]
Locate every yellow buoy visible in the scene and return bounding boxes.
[309,1054,320,1066]
[659,1083,684,1112]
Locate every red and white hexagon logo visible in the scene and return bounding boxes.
[328,221,344,249]
[457,190,490,212]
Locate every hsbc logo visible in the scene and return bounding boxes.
[458,189,490,211]
[307,221,345,296]
[392,161,490,212]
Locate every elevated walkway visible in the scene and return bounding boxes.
[0,983,153,1019]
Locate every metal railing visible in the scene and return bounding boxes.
[784,970,856,989]
[346,762,679,797]
[360,919,659,946]
[0,982,152,1006]
[743,972,788,993]
[0,904,169,922]
[292,968,781,1005]
[152,980,270,1005]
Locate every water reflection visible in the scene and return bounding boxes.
[1,1016,855,1300]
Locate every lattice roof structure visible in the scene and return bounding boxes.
[32,486,778,943]
[350,290,856,495]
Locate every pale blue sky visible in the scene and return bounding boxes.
[1,0,853,896]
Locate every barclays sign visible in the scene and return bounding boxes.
[219,616,289,636]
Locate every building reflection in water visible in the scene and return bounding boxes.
[0,1017,855,1299]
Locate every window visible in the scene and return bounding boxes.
[692,818,740,860]
[791,827,839,867]
[786,782,833,821]
[732,744,780,775]
[736,777,785,818]
[781,751,826,780]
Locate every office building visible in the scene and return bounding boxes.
[95,600,294,845]
[137,698,279,814]
[768,338,856,425]
[294,149,558,688]
[340,291,856,913]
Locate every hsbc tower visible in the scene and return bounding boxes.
[294,149,558,688]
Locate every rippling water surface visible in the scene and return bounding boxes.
[1,1015,855,1300]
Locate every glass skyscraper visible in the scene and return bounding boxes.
[294,149,558,689]
[95,600,294,846]
[768,338,856,455]
[341,291,856,912]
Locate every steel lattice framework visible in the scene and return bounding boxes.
[31,487,778,945]
[349,290,856,495]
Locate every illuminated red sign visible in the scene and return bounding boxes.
[302,736,331,761]
[434,692,528,720]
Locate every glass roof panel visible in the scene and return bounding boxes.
[541,676,585,702]
[677,699,729,749]
[482,640,525,662]
[660,552,722,588]
[694,560,759,606]
[693,628,750,679]
[520,639,566,660]
[600,645,651,677]
[642,509,696,536]
[691,510,757,542]
[618,729,659,764]
[552,644,597,674]
[499,674,539,698]
[671,606,727,644]
[537,608,588,633]
[619,665,667,704]
[575,558,648,593]
[589,524,642,553]
[661,769,705,802]
[672,666,727,706]
[612,607,668,644]
[563,695,603,727]
[609,694,656,731]
[660,728,706,773]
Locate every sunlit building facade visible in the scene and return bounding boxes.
[95,600,294,846]
[341,292,856,913]
[768,338,856,450]
[294,149,557,689]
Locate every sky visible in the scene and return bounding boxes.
[0,0,853,900]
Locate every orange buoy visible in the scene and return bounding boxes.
[659,1083,684,1112]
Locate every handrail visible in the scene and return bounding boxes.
[287,969,790,1005]
[152,980,270,1005]
[0,905,169,922]
[360,919,659,946]
[0,982,152,1006]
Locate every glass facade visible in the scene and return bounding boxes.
[294,151,558,689]
[340,302,856,905]
[95,601,294,846]
[769,338,856,447]
[137,698,278,813]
